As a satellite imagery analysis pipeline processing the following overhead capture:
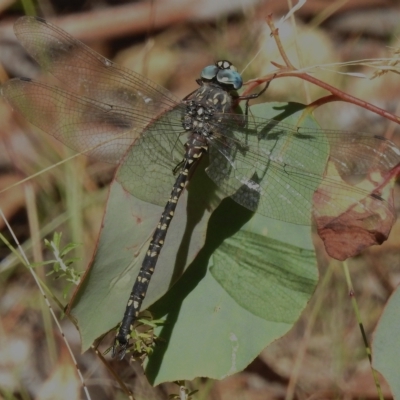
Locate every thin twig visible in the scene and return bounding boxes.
[0,206,92,400]
[266,14,295,69]
[241,14,400,126]
[91,345,135,400]
[342,261,384,400]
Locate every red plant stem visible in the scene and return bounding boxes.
[243,71,400,125]
[296,73,400,124]
[241,14,400,126]
[266,14,295,69]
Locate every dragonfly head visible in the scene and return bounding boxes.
[200,60,242,91]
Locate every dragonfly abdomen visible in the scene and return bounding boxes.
[113,135,208,357]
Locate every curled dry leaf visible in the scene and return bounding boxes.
[313,159,399,261]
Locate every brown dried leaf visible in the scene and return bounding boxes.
[313,161,398,260]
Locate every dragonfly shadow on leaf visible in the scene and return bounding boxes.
[147,194,256,380]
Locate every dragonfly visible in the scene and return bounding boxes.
[2,16,399,359]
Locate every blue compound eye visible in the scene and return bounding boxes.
[216,69,243,90]
[201,65,219,80]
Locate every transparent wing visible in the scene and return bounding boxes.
[3,73,397,222]
[1,77,187,206]
[4,16,399,225]
[116,108,187,204]
[206,116,399,225]
[13,16,179,120]
[2,78,137,163]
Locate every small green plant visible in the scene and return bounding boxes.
[129,313,165,362]
[105,311,165,363]
[32,232,82,298]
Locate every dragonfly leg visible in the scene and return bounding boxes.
[239,80,272,117]
[173,159,185,174]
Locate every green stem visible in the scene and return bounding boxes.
[342,260,384,400]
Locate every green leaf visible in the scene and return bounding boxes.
[372,285,400,399]
[210,219,316,322]
[69,101,318,383]
[144,195,316,384]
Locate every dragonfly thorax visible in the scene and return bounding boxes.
[183,100,216,137]
[182,76,235,138]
